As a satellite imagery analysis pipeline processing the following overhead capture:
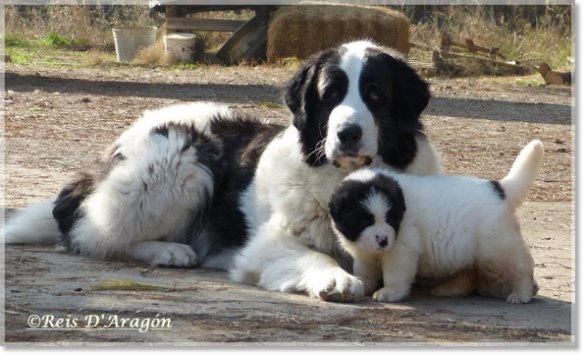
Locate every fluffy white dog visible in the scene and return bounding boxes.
[328,140,544,304]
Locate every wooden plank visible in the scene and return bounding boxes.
[433,50,533,74]
[215,15,267,64]
[166,18,246,32]
[441,34,506,60]
[407,60,434,69]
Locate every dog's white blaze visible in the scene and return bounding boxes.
[325,41,378,162]
[356,189,396,252]
[361,189,391,224]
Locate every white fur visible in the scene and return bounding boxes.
[2,199,60,244]
[355,192,397,251]
[325,41,378,163]
[4,103,223,267]
[336,140,544,304]
[69,126,213,261]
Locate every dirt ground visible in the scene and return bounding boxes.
[2,63,574,345]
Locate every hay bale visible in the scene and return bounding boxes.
[267,5,410,62]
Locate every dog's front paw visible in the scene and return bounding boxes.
[373,286,410,303]
[309,268,365,303]
[150,243,197,267]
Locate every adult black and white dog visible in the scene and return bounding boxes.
[5,41,442,302]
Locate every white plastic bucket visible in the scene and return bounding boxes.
[112,27,157,62]
[164,33,197,63]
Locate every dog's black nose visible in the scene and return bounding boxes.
[337,125,362,146]
[376,235,388,248]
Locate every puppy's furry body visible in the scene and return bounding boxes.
[329,140,544,304]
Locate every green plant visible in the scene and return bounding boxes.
[4,33,34,47]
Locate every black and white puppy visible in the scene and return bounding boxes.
[329,140,544,304]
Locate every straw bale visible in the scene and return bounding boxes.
[267,5,410,62]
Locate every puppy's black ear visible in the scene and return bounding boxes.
[392,58,431,132]
[328,189,348,223]
[373,173,406,213]
[284,56,319,131]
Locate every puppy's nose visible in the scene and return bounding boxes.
[337,125,362,146]
[376,235,388,248]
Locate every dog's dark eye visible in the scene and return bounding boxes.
[360,219,371,227]
[368,89,381,102]
[323,86,341,102]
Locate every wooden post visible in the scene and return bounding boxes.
[166,6,178,35]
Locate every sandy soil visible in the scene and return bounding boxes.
[2,63,574,345]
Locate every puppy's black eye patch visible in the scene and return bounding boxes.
[360,219,372,227]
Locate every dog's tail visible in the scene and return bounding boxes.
[2,199,61,244]
[500,140,545,208]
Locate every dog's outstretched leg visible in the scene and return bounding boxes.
[125,241,197,267]
[230,222,365,303]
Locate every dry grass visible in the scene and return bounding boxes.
[133,37,178,66]
[80,49,106,66]
[408,5,573,71]
[5,5,159,50]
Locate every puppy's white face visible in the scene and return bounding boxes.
[354,190,397,252]
[329,173,405,254]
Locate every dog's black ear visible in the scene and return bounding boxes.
[284,56,319,131]
[392,58,431,132]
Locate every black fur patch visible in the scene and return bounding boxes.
[153,125,169,138]
[189,115,285,260]
[52,172,96,252]
[362,47,431,170]
[329,173,406,242]
[284,49,344,167]
[490,180,506,200]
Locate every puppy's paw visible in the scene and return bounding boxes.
[506,291,533,304]
[150,243,197,267]
[309,268,365,303]
[373,286,410,303]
